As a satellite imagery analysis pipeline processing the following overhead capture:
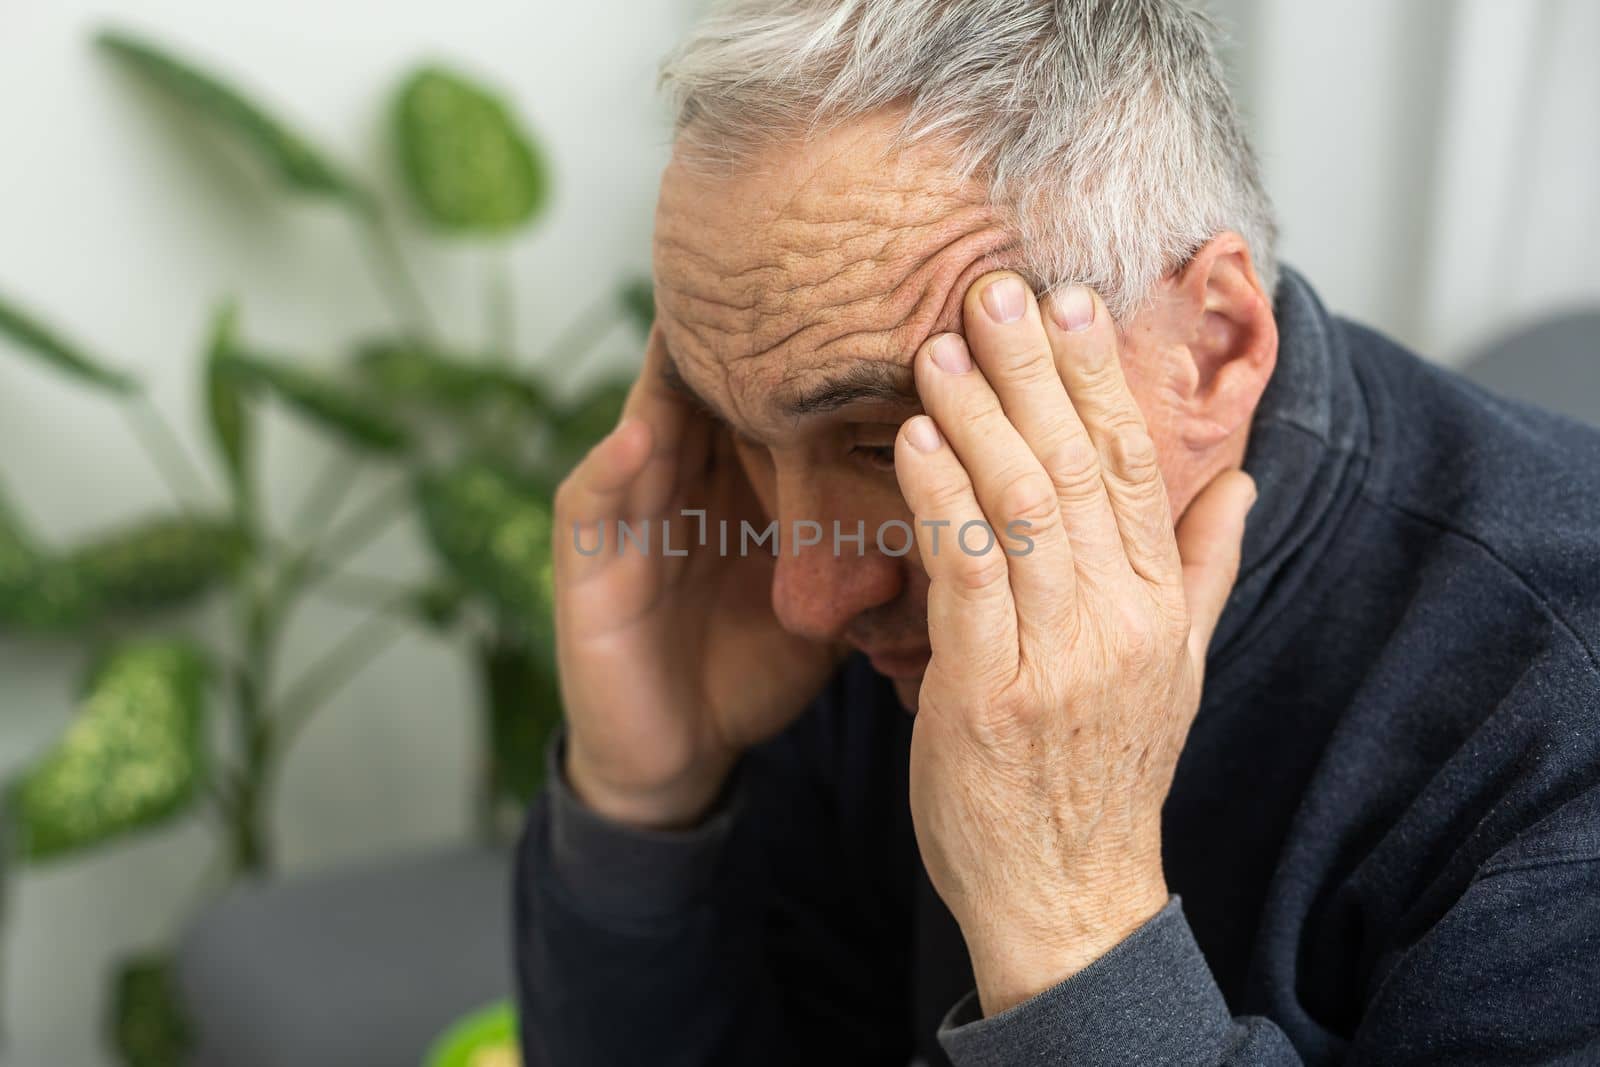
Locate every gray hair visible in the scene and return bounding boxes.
[660,0,1278,321]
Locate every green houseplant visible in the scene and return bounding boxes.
[0,28,646,1066]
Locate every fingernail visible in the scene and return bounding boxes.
[930,333,972,374]
[981,276,1026,324]
[905,415,942,453]
[1050,286,1095,332]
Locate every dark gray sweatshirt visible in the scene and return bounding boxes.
[513,269,1600,1065]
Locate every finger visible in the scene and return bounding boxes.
[963,271,1126,575]
[912,331,1077,638]
[1042,285,1182,591]
[553,417,654,584]
[1174,469,1256,664]
[894,414,1020,682]
[619,324,702,518]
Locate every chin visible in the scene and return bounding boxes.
[892,676,922,714]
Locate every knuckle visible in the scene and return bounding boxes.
[1047,442,1105,502]
[1107,423,1160,480]
[951,386,1000,427]
[996,470,1060,530]
[994,342,1058,383]
[949,544,1011,594]
[1121,624,1162,669]
[1080,353,1128,391]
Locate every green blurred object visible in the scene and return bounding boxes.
[478,637,561,805]
[0,30,648,1064]
[11,641,209,861]
[69,515,244,615]
[219,351,413,454]
[423,999,520,1067]
[0,292,137,394]
[0,557,97,633]
[417,462,555,631]
[618,278,655,335]
[97,29,368,205]
[203,300,253,500]
[109,952,193,1067]
[355,340,550,417]
[395,67,549,233]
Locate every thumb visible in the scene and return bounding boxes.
[1174,469,1257,663]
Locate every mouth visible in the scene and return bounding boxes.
[857,645,932,680]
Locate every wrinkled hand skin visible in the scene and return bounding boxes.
[893,272,1258,1018]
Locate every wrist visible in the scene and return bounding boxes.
[564,737,737,831]
[963,875,1169,1017]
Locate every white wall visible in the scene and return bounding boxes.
[1216,0,1600,362]
[1,1,1595,1064]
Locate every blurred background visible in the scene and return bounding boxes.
[0,1,1595,1064]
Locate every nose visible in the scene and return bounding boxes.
[768,497,903,644]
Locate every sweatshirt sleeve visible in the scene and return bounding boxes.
[513,715,915,1067]
[936,897,1299,1065]
[939,849,1600,1066]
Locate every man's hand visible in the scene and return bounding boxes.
[893,273,1256,1016]
[553,325,840,829]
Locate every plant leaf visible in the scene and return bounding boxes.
[221,351,411,453]
[0,291,138,394]
[97,29,368,205]
[416,462,554,634]
[0,564,99,634]
[67,515,244,616]
[394,66,549,233]
[10,640,210,861]
[203,301,253,499]
[354,339,549,417]
[108,952,193,1067]
[0,480,38,585]
[0,491,99,633]
[618,278,655,334]
[423,998,519,1067]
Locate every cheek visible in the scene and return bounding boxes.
[1117,358,1188,499]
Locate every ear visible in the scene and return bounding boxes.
[1159,233,1278,451]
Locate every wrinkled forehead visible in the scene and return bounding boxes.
[650,118,1016,426]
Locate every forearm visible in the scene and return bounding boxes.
[514,731,782,1067]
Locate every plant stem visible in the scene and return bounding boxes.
[354,206,437,344]
[486,248,515,361]
[534,291,620,380]
[120,393,214,511]
[313,477,413,573]
[302,566,423,610]
[228,602,275,876]
[289,451,358,539]
[272,603,408,748]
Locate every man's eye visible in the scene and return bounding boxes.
[850,444,898,472]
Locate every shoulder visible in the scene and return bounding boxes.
[1340,317,1600,675]
[1326,320,1600,869]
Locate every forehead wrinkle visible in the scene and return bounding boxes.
[738,210,1016,369]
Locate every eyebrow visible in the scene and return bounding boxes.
[661,352,918,425]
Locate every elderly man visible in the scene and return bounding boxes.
[515,1,1600,1064]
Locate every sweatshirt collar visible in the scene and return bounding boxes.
[1206,266,1373,672]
